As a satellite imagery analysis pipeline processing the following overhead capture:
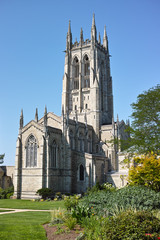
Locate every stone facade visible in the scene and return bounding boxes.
[14,15,129,199]
[0,166,14,189]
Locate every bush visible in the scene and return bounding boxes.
[78,186,160,218]
[87,182,116,194]
[64,195,81,210]
[0,187,14,199]
[128,154,160,192]
[82,210,160,239]
[36,188,54,200]
[71,202,91,223]
[103,210,160,240]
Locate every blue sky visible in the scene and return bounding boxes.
[0,0,160,166]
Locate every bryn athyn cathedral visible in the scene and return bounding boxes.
[14,15,129,199]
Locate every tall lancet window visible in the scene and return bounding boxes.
[100,61,105,111]
[84,55,90,88]
[79,164,85,181]
[50,140,57,168]
[26,135,37,167]
[73,57,79,90]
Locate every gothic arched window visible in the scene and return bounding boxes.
[83,55,90,88]
[26,135,37,167]
[100,61,105,111]
[73,57,79,90]
[79,164,84,181]
[50,140,57,168]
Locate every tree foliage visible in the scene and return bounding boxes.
[0,154,5,164]
[130,85,160,154]
[128,154,160,191]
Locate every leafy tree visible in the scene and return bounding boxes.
[129,85,160,154]
[0,154,5,164]
[128,154,160,191]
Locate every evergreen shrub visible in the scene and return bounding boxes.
[0,187,14,199]
[36,188,54,200]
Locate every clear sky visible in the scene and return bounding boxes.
[0,0,160,166]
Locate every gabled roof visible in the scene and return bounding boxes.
[22,120,44,134]
[39,112,61,126]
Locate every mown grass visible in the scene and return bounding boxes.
[0,199,65,210]
[0,211,50,240]
[0,210,14,212]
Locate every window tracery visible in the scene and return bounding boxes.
[50,140,57,168]
[83,55,90,88]
[26,135,37,167]
[73,57,79,90]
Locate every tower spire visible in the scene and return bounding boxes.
[103,25,108,49]
[66,20,72,50]
[80,27,84,45]
[44,105,47,126]
[19,109,23,129]
[68,20,71,34]
[91,13,97,42]
[98,32,101,44]
[35,108,38,122]
[92,13,95,27]
[117,114,119,125]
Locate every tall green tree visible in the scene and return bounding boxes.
[0,154,5,164]
[129,85,160,154]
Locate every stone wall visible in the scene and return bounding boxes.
[0,166,14,189]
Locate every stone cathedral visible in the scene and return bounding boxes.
[14,15,129,199]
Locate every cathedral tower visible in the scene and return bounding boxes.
[62,14,113,137]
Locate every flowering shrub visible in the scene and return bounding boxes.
[128,154,160,192]
[82,210,160,240]
[64,194,81,210]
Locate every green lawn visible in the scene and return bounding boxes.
[0,211,50,240]
[0,199,65,210]
[0,210,14,212]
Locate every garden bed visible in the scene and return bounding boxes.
[43,224,83,240]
